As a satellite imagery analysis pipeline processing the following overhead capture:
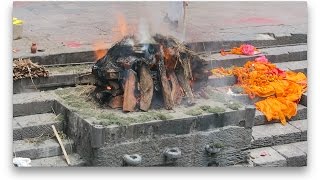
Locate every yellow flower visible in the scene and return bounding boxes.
[13,17,23,25]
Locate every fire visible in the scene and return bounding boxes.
[112,13,129,42]
[93,41,107,61]
[106,86,112,90]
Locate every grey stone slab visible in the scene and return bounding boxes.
[13,139,73,160]
[251,122,302,148]
[13,113,63,140]
[30,153,86,167]
[291,141,308,155]
[13,91,56,105]
[300,92,307,107]
[202,44,307,69]
[274,60,307,74]
[249,147,287,167]
[208,75,237,87]
[289,120,307,141]
[272,143,306,166]
[14,113,57,127]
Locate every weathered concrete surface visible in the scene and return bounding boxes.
[12,1,307,61]
[275,60,307,74]
[201,44,307,69]
[13,138,73,160]
[13,73,94,94]
[251,122,303,148]
[289,120,307,141]
[100,109,254,145]
[272,143,307,167]
[92,126,252,167]
[291,141,308,155]
[13,113,63,140]
[30,153,87,167]
[13,92,56,116]
[300,93,307,107]
[249,147,287,167]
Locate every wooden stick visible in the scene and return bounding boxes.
[52,125,71,166]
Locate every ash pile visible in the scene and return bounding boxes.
[92,34,209,112]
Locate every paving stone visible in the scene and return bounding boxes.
[272,143,307,166]
[251,122,302,148]
[289,120,307,141]
[249,147,287,167]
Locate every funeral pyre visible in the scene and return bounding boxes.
[92,34,209,112]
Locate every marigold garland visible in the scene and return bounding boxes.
[211,56,307,125]
[220,44,258,56]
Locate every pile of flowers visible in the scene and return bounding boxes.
[220,44,258,56]
[211,56,307,125]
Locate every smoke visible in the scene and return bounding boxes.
[138,18,152,44]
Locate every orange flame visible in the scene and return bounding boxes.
[93,41,107,62]
[112,13,129,42]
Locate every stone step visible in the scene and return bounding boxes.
[215,86,307,107]
[251,119,307,149]
[30,153,87,167]
[13,92,56,116]
[13,138,73,160]
[254,104,307,126]
[201,44,307,69]
[300,92,307,107]
[13,73,94,94]
[274,60,307,75]
[249,141,307,167]
[13,113,63,141]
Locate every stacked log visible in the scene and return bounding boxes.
[13,59,49,80]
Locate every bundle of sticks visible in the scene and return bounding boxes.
[13,59,49,80]
[92,34,209,112]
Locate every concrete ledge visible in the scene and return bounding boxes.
[13,73,94,94]
[13,92,56,117]
[92,126,252,167]
[101,109,250,144]
[14,34,307,66]
[251,122,303,149]
[13,113,63,140]
[272,142,307,167]
[188,34,307,53]
[30,153,87,167]
[13,139,73,160]
[202,44,307,69]
[300,93,307,107]
[289,120,307,141]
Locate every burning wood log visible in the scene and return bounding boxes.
[91,34,208,112]
[122,69,137,112]
[158,57,174,110]
[108,95,123,109]
[168,71,183,105]
[139,64,154,111]
[176,67,195,105]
